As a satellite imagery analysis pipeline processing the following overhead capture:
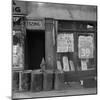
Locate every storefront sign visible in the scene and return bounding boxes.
[57,33,74,52]
[13,0,27,15]
[78,35,94,58]
[26,20,44,30]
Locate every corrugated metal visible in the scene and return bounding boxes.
[26,2,97,21]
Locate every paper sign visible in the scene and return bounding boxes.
[57,33,74,52]
[78,35,94,58]
[69,60,75,71]
[57,61,62,71]
[81,60,88,70]
[63,56,70,72]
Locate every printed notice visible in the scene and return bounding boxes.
[78,35,94,58]
[57,33,74,52]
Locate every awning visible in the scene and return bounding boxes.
[26,2,97,21]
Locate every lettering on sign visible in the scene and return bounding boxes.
[78,35,94,58]
[57,33,74,52]
[12,0,26,14]
[26,20,44,30]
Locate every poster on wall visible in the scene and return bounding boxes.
[78,35,94,58]
[57,33,74,52]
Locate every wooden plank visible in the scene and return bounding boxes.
[31,70,43,92]
[43,70,54,91]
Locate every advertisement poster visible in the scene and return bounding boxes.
[78,35,94,58]
[57,33,74,52]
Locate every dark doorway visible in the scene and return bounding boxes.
[25,30,45,70]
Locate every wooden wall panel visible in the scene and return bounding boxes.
[45,18,57,70]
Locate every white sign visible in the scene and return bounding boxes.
[26,20,44,30]
[78,35,94,58]
[63,56,70,72]
[57,33,74,52]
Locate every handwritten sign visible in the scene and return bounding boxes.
[26,20,44,30]
[78,35,94,58]
[57,33,74,52]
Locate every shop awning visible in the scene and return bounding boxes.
[26,2,97,21]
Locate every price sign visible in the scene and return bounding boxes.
[78,35,94,58]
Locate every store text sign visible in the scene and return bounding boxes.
[78,35,94,58]
[26,20,44,30]
[13,0,27,15]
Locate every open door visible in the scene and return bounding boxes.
[25,30,45,70]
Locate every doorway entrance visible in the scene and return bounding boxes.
[25,30,45,70]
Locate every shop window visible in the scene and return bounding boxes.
[76,22,96,31]
[77,33,95,70]
[57,20,96,72]
[12,16,24,69]
[58,21,75,31]
[57,32,75,72]
[13,30,23,68]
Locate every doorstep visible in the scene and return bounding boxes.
[12,87,97,99]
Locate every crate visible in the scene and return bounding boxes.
[21,70,32,91]
[31,70,43,92]
[12,71,20,91]
[43,70,54,91]
[54,71,65,90]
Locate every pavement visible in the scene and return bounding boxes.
[12,87,97,99]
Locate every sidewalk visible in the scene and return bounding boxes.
[13,88,97,99]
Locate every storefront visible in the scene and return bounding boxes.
[12,0,97,98]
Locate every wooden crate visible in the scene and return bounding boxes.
[43,70,54,91]
[31,70,43,92]
[12,71,20,91]
[54,71,65,90]
[21,70,32,91]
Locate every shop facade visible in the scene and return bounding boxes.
[12,0,97,98]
